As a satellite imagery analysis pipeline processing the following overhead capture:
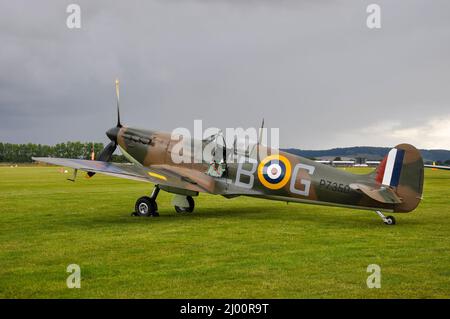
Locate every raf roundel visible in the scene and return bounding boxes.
[257,155,292,190]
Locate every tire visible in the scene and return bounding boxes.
[135,196,157,217]
[174,196,195,213]
[384,216,396,225]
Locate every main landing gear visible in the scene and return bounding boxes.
[133,185,160,217]
[132,185,196,217]
[374,210,396,225]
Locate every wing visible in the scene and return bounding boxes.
[424,164,450,171]
[32,157,215,193]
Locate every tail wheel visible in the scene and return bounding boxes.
[174,196,195,213]
[384,216,396,225]
[135,196,158,217]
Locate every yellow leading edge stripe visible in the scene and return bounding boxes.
[148,171,167,181]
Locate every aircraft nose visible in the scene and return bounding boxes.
[106,126,120,142]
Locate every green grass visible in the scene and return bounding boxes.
[0,166,449,298]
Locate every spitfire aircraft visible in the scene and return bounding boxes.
[33,80,425,225]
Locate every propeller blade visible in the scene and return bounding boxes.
[116,78,122,127]
[86,141,117,177]
[97,141,117,162]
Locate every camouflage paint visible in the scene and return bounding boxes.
[116,127,424,213]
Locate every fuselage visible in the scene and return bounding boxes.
[115,126,407,213]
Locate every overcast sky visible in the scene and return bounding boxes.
[0,0,449,149]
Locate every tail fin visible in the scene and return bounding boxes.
[373,144,424,212]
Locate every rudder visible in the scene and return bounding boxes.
[374,144,424,212]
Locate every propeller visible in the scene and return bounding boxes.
[87,79,122,178]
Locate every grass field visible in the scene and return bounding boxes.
[0,166,449,298]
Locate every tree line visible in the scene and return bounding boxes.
[0,142,127,163]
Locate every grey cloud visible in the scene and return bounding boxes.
[0,0,449,149]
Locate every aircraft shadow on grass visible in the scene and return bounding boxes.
[81,204,422,228]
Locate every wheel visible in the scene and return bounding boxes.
[384,216,396,225]
[134,196,158,217]
[174,196,195,213]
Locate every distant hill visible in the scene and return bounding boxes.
[283,146,450,163]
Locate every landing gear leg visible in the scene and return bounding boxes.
[375,210,396,225]
[150,185,160,202]
[133,185,160,217]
